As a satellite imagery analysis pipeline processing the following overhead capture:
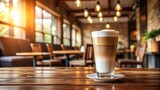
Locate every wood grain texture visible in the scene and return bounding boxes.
[0,67,160,90]
[16,50,84,56]
[53,50,84,54]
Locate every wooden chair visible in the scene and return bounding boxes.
[73,46,80,50]
[60,44,66,50]
[46,44,56,60]
[30,43,62,66]
[46,44,64,63]
[60,44,76,59]
[118,43,146,68]
[69,44,94,67]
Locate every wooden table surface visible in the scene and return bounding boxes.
[16,52,50,56]
[53,50,84,54]
[16,50,84,67]
[16,50,84,56]
[0,67,160,90]
[16,52,51,67]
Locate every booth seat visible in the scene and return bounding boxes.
[0,37,33,67]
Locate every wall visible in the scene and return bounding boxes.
[25,0,35,43]
[82,22,128,48]
[136,0,147,41]
[147,0,160,51]
[147,0,160,31]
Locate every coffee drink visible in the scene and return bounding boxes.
[91,30,119,77]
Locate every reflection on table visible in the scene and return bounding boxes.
[0,67,159,90]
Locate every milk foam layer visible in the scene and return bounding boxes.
[91,29,119,37]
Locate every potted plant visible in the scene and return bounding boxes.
[142,29,160,52]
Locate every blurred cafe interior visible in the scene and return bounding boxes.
[0,0,160,89]
[0,0,159,68]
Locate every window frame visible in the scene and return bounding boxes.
[35,5,59,44]
[71,27,77,47]
[63,20,70,46]
[72,25,82,47]
[0,0,26,39]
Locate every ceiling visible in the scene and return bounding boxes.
[58,0,135,23]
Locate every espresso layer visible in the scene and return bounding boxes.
[93,45,117,73]
[92,37,118,45]
[92,31,119,73]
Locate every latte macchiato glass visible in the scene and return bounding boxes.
[91,29,119,77]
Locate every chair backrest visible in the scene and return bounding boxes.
[83,44,94,65]
[135,43,146,62]
[30,43,43,60]
[30,43,42,52]
[46,44,54,59]
[74,46,80,50]
[60,44,66,50]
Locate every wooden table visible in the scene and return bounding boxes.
[16,52,50,67]
[16,50,84,67]
[0,67,159,90]
[53,50,84,67]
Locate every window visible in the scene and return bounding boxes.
[72,28,77,46]
[43,10,52,43]
[72,25,81,47]
[0,0,25,39]
[76,29,81,47]
[63,22,70,46]
[35,6,59,44]
[52,17,60,44]
[35,6,43,42]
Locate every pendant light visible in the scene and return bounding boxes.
[75,0,81,7]
[115,0,122,11]
[106,23,110,29]
[87,14,92,21]
[95,1,101,12]
[89,18,93,23]
[99,17,103,22]
[114,16,118,22]
[116,11,121,17]
[84,8,89,17]
[98,11,103,18]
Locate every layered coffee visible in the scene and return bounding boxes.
[91,30,119,77]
